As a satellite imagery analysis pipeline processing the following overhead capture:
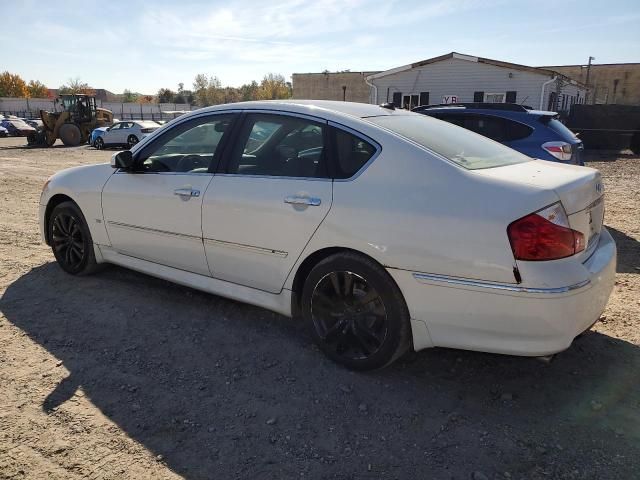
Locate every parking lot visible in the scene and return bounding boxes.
[0,136,638,479]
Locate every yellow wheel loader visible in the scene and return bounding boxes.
[28,94,113,147]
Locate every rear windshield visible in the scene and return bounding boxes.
[543,117,578,142]
[368,114,530,170]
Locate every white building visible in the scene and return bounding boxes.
[366,52,586,112]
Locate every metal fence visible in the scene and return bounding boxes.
[566,104,640,152]
[0,97,197,121]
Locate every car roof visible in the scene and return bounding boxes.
[197,100,414,120]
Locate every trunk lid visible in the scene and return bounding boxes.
[475,160,605,258]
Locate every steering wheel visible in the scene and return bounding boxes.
[176,154,206,172]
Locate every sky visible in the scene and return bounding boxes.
[5,0,640,94]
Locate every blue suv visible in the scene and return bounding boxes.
[413,103,584,166]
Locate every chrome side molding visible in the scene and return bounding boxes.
[412,272,590,294]
[204,237,288,258]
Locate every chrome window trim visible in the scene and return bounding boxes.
[328,121,382,182]
[107,221,201,241]
[204,237,288,258]
[413,272,590,294]
[240,108,329,123]
[114,170,214,176]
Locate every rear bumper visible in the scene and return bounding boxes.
[389,227,616,356]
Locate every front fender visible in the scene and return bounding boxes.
[40,163,115,247]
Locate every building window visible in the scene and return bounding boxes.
[473,91,484,102]
[484,93,505,103]
[392,92,402,108]
[402,94,419,109]
[419,92,429,106]
[505,91,517,103]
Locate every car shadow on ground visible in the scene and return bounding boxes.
[1,263,639,479]
[0,142,79,150]
[608,226,640,274]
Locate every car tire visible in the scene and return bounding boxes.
[127,135,139,149]
[631,131,640,155]
[59,123,82,146]
[48,201,100,276]
[301,252,412,370]
[95,137,104,150]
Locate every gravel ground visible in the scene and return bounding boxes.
[0,137,638,480]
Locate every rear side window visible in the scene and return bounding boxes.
[368,114,530,170]
[505,119,533,141]
[433,113,465,127]
[433,113,532,142]
[463,115,507,142]
[332,128,377,179]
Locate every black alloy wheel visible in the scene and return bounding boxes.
[127,135,139,148]
[311,271,388,361]
[51,212,85,271]
[48,201,99,275]
[301,252,411,370]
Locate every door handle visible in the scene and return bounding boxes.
[284,195,321,206]
[174,188,200,198]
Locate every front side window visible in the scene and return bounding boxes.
[227,114,327,178]
[137,115,233,173]
[368,114,530,170]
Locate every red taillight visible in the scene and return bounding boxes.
[542,141,572,161]
[507,203,585,261]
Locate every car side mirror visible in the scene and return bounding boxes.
[112,150,134,170]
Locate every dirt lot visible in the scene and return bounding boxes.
[0,136,638,480]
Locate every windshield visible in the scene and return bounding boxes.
[368,114,531,170]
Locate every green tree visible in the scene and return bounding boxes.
[26,80,48,98]
[192,74,223,106]
[0,71,28,97]
[122,89,138,102]
[59,77,94,95]
[157,88,175,103]
[239,80,259,101]
[257,73,291,100]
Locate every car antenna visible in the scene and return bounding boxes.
[379,103,395,110]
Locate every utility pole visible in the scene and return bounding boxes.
[342,85,347,101]
[585,56,595,104]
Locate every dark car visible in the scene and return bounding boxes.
[413,103,584,165]
[1,118,37,137]
[24,119,44,130]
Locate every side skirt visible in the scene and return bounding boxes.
[98,245,292,317]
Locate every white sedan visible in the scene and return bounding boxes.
[94,120,159,149]
[39,101,616,370]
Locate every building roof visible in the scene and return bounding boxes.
[291,71,380,76]
[366,52,584,87]
[538,62,640,68]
